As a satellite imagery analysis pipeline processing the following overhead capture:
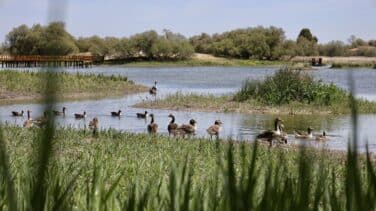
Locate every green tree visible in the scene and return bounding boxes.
[297,28,318,43]
[4,24,32,54]
[189,33,213,53]
[130,30,159,58]
[318,41,347,57]
[296,37,318,56]
[38,22,78,55]
[4,22,78,55]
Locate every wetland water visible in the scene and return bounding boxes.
[1,66,376,151]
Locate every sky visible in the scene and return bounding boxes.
[0,0,375,43]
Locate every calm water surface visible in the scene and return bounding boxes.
[1,66,376,151]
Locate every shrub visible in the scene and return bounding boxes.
[234,67,347,105]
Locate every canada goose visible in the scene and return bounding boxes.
[294,127,314,139]
[53,107,66,116]
[23,110,33,128]
[207,120,223,139]
[278,123,288,143]
[111,110,122,117]
[137,111,148,119]
[147,114,158,134]
[315,131,327,141]
[75,111,87,119]
[12,110,24,117]
[178,119,197,138]
[89,117,99,136]
[149,81,157,95]
[33,116,48,128]
[167,114,179,136]
[256,118,284,145]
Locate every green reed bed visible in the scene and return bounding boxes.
[0,125,375,210]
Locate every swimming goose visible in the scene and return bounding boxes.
[315,131,327,141]
[12,110,24,117]
[137,111,148,119]
[167,114,179,136]
[23,110,33,128]
[178,119,197,138]
[111,110,122,117]
[207,120,223,139]
[149,81,158,95]
[74,111,87,119]
[147,114,158,134]
[53,107,66,116]
[294,127,314,139]
[256,118,284,145]
[89,117,99,136]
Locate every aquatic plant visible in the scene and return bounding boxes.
[234,67,348,106]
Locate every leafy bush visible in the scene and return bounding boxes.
[234,67,347,105]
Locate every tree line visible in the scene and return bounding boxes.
[1,23,194,61]
[2,22,376,61]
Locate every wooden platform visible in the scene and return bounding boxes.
[0,55,94,68]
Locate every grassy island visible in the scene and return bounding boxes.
[135,68,376,115]
[0,70,148,104]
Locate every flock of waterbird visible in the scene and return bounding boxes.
[9,81,327,145]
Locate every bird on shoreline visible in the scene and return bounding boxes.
[147,114,158,134]
[167,114,179,136]
[149,81,158,95]
[33,111,49,128]
[294,127,314,139]
[137,110,148,119]
[23,110,33,128]
[111,110,122,117]
[12,110,24,117]
[256,118,285,146]
[177,119,197,138]
[53,107,66,116]
[75,111,87,119]
[207,120,223,139]
[89,117,99,136]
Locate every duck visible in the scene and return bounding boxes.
[137,111,148,119]
[23,110,33,128]
[294,127,314,139]
[74,111,87,119]
[12,110,24,117]
[111,110,122,117]
[149,81,158,95]
[177,119,197,138]
[53,107,66,116]
[256,117,285,145]
[89,117,99,136]
[315,131,327,141]
[147,114,158,134]
[167,114,179,136]
[207,120,223,139]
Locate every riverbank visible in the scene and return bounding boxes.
[0,70,148,105]
[134,93,376,115]
[291,56,376,68]
[107,53,285,67]
[102,54,376,68]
